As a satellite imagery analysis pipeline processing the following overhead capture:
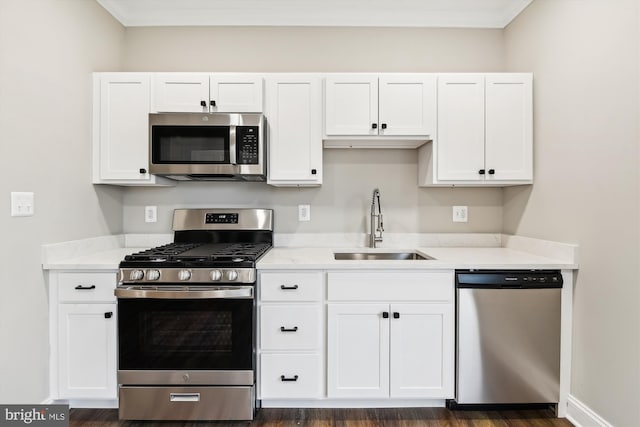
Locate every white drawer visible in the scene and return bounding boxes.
[260,353,322,399]
[260,272,323,302]
[327,270,453,302]
[260,305,321,351]
[57,272,117,303]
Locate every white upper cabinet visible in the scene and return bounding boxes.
[266,74,323,186]
[92,73,174,186]
[325,75,379,136]
[152,73,263,113]
[485,74,533,181]
[324,74,436,145]
[419,73,533,186]
[378,75,436,136]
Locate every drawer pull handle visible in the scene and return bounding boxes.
[280,284,299,290]
[280,375,299,382]
[75,285,96,290]
[170,393,201,402]
[280,326,298,332]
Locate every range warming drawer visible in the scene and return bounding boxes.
[118,386,255,421]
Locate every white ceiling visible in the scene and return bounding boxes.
[96,0,533,29]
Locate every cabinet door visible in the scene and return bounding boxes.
[57,303,117,399]
[210,74,263,112]
[389,303,454,398]
[436,74,485,181]
[96,73,154,182]
[379,75,436,136]
[485,74,533,182]
[327,304,389,398]
[152,73,210,112]
[325,75,378,136]
[266,76,322,185]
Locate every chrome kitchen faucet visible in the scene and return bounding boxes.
[369,188,384,248]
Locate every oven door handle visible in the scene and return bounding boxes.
[114,286,254,299]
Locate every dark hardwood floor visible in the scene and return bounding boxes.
[70,407,574,427]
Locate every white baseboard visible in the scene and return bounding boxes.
[566,395,612,427]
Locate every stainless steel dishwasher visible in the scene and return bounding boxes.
[449,270,563,408]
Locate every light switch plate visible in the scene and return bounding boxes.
[453,205,468,223]
[145,205,157,223]
[298,204,311,222]
[11,192,34,217]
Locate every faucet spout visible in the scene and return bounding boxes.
[369,188,384,248]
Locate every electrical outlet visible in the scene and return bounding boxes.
[145,206,157,223]
[11,192,34,217]
[298,204,311,222]
[453,206,468,223]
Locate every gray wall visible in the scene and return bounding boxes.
[0,0,125,403]
[503,1,640,426]
[122,26,506,234]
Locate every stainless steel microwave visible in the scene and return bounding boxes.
[149,113,266,181]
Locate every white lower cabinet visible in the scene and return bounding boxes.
[326,271,454,400]
[49,271,118,403]
[258,271,324,400]
[57,303,117,399]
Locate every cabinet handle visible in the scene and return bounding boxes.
[104,312,113,319]
[280,284,299,290]
[382,312,389,319]
[280,326,298,332]
[210,100,216,107]
[381,123,387,129]
[311,169,317,175]
[139,168,147,174]
[371,123,378,129]
[200,100,207,107]
[393,312,400,319]
[488,169,495,175]
[280,375,299,382]
[74,285,96,290]
[479,169,486,175]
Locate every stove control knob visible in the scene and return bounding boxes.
[210,270,222,281]
[130,269,144,281]
[227,270,239,281]
[146,270,161,281]
[178,269,192,281]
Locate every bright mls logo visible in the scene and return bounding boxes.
[1,405,68,427]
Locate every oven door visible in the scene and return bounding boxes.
[116,286,254,385]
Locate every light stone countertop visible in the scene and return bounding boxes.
[41,233,578,271]
[257,246,578,270]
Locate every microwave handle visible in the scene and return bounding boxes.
[229,125,237,165]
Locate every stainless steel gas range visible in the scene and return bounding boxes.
[115,208,273,421]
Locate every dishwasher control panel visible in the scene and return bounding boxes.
[455,270,563,288]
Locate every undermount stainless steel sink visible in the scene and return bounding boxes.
[334,252,434,261]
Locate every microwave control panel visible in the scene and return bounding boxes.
[236,126,260,165]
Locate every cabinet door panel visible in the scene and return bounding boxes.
[210,74,263,112]
[436,75,485,181]
[389,303,454,398]
[379,75,436,136]
[58,304,117,399]
[485,74,533,181]
[98,74,151,180]
[266,76,322,184]
[152,73,209,112]
[327,304,389,398]
[325,76,378,136]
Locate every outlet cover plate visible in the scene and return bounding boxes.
[453,205,468,223]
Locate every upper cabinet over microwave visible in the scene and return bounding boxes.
[152,73,264,113]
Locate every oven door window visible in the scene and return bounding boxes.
[118,298,252,370]
[151,126,230,164]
